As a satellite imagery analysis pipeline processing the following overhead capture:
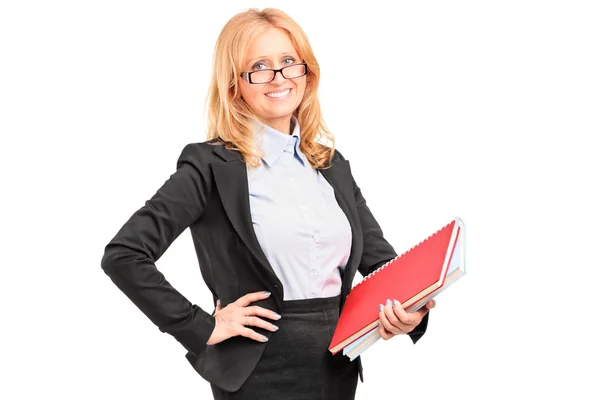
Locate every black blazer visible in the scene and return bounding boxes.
[101,139,428,392]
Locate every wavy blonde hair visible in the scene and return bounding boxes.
[205,8,335,169]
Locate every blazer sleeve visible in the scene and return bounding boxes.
[100,143,215,356]
[336,150,429,344]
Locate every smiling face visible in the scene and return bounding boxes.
[239,27,306,134]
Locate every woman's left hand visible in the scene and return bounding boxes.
[377,299,436,340]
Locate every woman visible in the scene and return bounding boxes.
[101,7,435,400]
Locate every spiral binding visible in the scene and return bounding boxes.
[352,219,455,289]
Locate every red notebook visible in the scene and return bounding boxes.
[329,218,462,354]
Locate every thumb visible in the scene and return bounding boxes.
[215,299,222,312]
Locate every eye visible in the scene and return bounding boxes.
[252,61,268,70]
[283,57,295,65]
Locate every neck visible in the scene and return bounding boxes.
[263,116,292,135]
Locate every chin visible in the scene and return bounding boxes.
[264,104,298,118]
[262,107,296,119]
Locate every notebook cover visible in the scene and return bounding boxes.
[329,220,457,353]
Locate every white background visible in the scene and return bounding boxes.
[2,1,599,399]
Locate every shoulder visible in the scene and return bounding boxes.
[176,138,233,169]
[332,148,347,162]
[320,146,347,167]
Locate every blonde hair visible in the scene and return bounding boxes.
[205,8,335,169]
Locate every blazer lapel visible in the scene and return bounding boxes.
[210,145,282,289]
[320,159,363,291]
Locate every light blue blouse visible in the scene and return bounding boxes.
[247,116,352,300]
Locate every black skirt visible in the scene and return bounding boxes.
[210,294,358,400]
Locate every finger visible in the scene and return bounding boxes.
[235,291,272,307]
[246,305,282,321]
[378,322,393,340]
[243,315,279,332]
[216,299,222,311]
[426,300,436,309]
[392,299,415,325]
[236,325,270,343]
[383,299,403,332]
[378,303,397,334]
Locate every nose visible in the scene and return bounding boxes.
[271,68,287,84]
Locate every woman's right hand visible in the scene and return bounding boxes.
[206,291,281,345]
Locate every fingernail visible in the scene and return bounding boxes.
[262,335,269,342]
[378,304,383,312]
[271,324,279,331]
[264,291,271,296]
[393,299,400,307]
[273,313,281,319]
[386,299,391,305]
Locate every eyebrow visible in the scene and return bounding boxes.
[248,53,298,64]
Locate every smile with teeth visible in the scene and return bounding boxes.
[265,89,291,98]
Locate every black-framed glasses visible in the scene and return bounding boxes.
[240,62,307,84]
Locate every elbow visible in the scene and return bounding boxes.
[101,241,153,274]
[100,243,141,275]
[100,245,118,275]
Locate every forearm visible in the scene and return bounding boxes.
[101,246,214,355]
[407,311,429,344]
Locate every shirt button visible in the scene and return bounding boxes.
[312,235,319,241]
[290,177,296,183]
[300,206,308,212]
